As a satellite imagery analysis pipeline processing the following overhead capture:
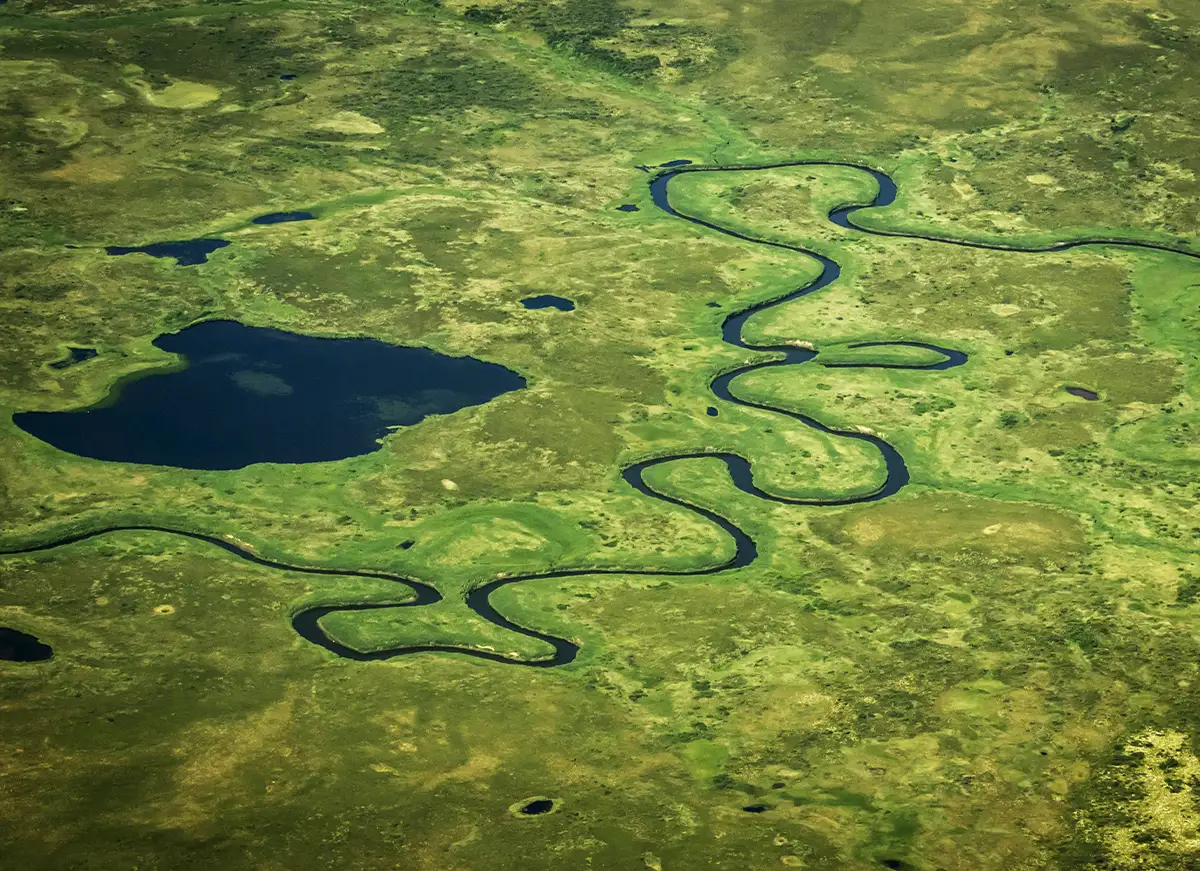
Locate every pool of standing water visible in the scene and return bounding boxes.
[15,320,526,469]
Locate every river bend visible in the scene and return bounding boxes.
[5,159,1198,666]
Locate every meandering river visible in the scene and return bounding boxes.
[5,158,1197,666]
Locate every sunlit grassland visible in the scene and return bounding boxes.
[1,0,1199,868]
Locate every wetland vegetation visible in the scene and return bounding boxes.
[1,0,1198,869]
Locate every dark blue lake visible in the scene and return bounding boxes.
[106,239,230,266]
[49,347,98,370]
[0,628,52,662]
[252,211,315,225]
[15,320,526,470]
[521,295,575,312]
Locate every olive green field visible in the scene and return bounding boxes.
[1,1,1198,869]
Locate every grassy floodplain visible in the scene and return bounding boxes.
[1,0,1199,869]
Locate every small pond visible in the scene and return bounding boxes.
[106,239,230,266]
[15,320,526,470]
[252,211,315,225]
[0,628,52,663]
[520,295,575,312]
[1065,386,1099,401]
[50,347,98,370]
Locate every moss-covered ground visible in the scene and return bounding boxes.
[1,0,1198,868]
